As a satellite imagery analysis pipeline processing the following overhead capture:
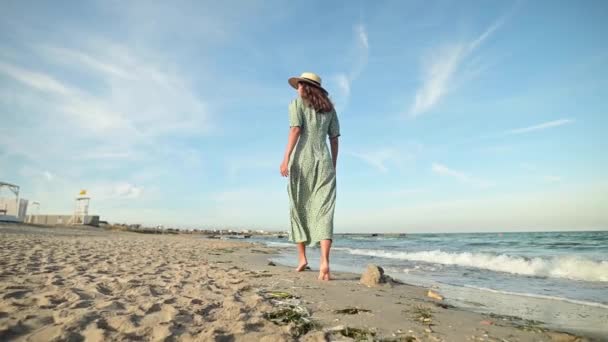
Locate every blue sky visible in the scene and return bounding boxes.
[1,0,607,232]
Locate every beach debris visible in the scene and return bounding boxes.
[391,330,419,342]
[263,306,317,337]
[479,320,494,326]
[268,261,277,266]
[261,290,316,337]
[262,291,298,300]
[212,248,235,254]
[433,302,454,309]
[432,302,455,309]
[426,290,443,301]
[252,272,273,278]
[326,325,377,341]
[487,313,546,333]
[545,331,585,342]
[360,264,390,287]
[409,305,433,325]
[334,307,372,315]
[260,288,323,338]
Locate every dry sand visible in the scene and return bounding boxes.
[0,224,596,341]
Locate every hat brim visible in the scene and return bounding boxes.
[288,77,328,94]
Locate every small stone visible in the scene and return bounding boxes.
[267,261,276,266]
[326,325,345,332]
[360,264,387,287]
[427,289,444,301]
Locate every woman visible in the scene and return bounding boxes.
[280,72,340,281]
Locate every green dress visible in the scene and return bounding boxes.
[287,97,341,246]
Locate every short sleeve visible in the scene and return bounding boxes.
[328,111,340,138]
[289,99,302,127]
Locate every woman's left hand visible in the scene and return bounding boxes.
[280,160,289,177]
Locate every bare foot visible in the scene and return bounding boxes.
[318,263,331,281]
[295,262,308,272]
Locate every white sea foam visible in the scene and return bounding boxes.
[265,241,293,248]
[341,248,608,282]
[462,285,608,309]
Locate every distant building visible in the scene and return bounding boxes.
[0,182,28,222]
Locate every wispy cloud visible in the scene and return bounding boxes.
[356,23,369,50]
[468,16,506,51]
[409,45,466,117]
[350,149,397,173]
[507,119,574,135]
[408,15,508,118]
[330,23,369,110]
[43,171,54,181]
[349,145,418,173]
[543,175,562,183]
[42,46,133,79]
[0,41,212,161]
[334,74,351,100]
[432,163,493,188]
[0,61,72,95]
[519,163,563,184]
[111,183,144,199]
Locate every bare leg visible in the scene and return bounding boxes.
[318,239,332,281]
[295,242,308,272]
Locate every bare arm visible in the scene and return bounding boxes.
[280,126,301,177]
[330,136,339,170]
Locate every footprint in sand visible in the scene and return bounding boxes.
[0,321,32,340]
[2,290,30,300]
[95,284,113,296]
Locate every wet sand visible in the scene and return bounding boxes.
[0,224,597,341]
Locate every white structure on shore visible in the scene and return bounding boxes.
[0,182,28,222]
[30,201,40,215]
[25,189,100,227]
[72,190,90,225]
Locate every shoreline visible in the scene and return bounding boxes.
[243,244,604,341]
[0,223,601,341]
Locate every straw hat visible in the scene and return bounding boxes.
[288,72,327,94]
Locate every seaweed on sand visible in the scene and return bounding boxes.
[263,306,317,337]
[407,305,433,325]
[261,291,298,300]
[334,307,372,315]
[261,290,316,337]
[488,313,546,333]
[327,326,377,341]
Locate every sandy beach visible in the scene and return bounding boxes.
[0,223,597,341]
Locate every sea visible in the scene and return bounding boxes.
[251,231,608,338]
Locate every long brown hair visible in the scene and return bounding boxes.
[300,82,334,113]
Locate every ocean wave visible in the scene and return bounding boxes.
[462,285,608,309]
[339,248,608,282]
[264,241,293,248]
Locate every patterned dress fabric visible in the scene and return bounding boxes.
[287,97,340,246]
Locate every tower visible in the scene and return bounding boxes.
[72,189,91,225]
